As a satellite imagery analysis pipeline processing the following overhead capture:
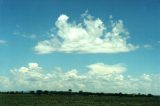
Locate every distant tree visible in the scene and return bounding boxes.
[20,91,24,94]
[68,89,72,92]
[119,92,123,97]
[36,90,42,95]
[99,92,104,96]
[138,93,141,96]
[44,90,49,94]
[147,93,153,97]
[29,91,35,94]
[9,91,15,94]
[79,90,83,94]
[49,91,56,95]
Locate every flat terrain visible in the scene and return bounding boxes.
[0,94,160,106]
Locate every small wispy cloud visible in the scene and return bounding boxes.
[109,15,113,19]
[13,31,37,39]
[0,40,7,45]
[143,44,152,49]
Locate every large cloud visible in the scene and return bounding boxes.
[34,13,138,54]
[0,62,160,94]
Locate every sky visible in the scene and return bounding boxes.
[0,0,160,95]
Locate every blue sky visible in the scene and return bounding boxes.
[0,0,160,94]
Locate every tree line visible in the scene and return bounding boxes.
[0,89,154,97]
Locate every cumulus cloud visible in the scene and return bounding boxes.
[0,62,160,94]
[0,76,11,90]
[87,63,126,75]
[34,12,138,54]
[140,74,152,81]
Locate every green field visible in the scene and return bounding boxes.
[0,94,160,106]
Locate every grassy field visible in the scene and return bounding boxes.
[0,94,160,106]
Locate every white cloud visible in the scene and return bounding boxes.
[141,74,152,81]
[87,63,126,75]
[0,40,7,45]
[34,38,61,54]
[19,67,29,73]
[0,62,160,94]
[0,76,11,90]
[34,13,138,54]
[28,63,40,69]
